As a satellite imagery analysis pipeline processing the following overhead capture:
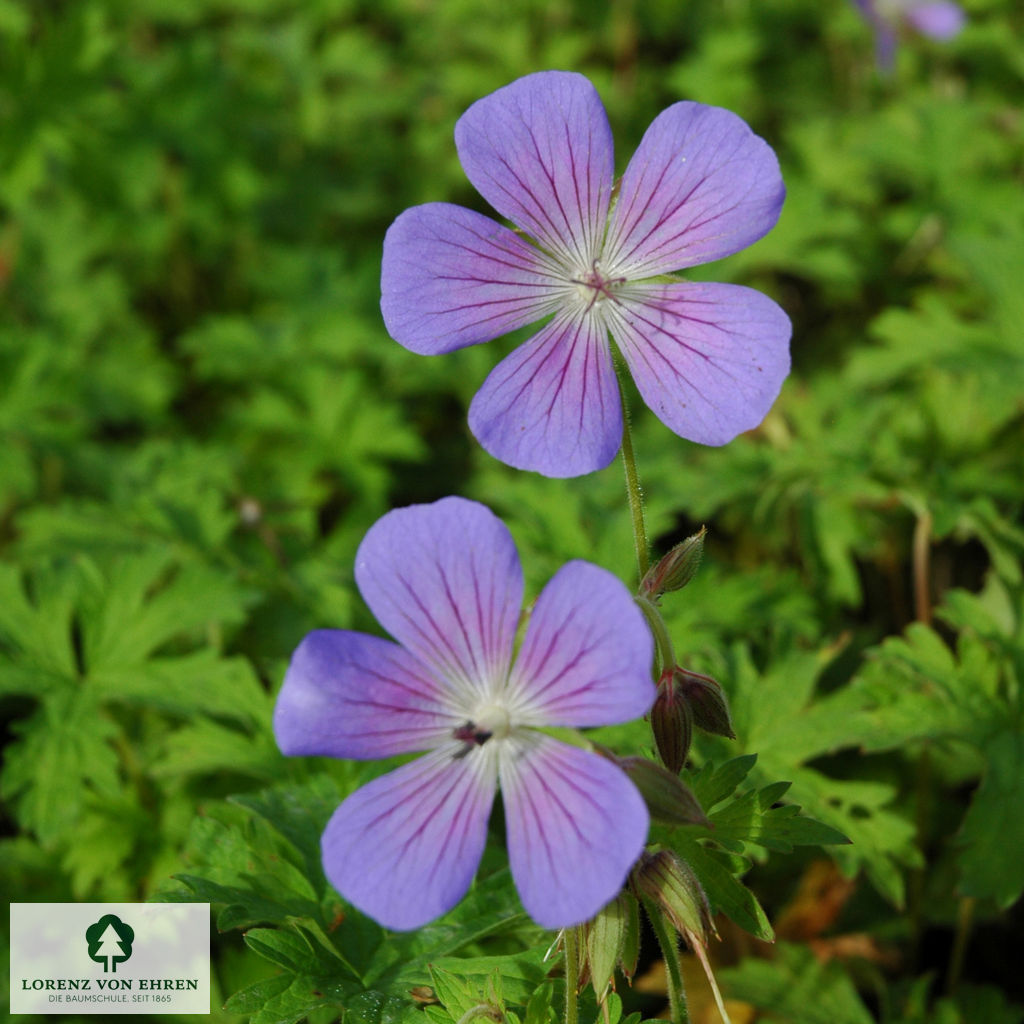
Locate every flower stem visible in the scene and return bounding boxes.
[946,896,975,994]
[636,593,677,675]
[642,898,688,1024]
[618,388,650,584]
[562,927,580,1024]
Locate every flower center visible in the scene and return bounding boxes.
[473,703,512,740]
[451,703,512,756]
[570,260,624,312]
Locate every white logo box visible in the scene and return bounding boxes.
[10,903,210,1015]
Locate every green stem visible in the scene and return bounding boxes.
[636,593,677,674]
[618,387,650,584]
[562,927,579,1024]
[642,899,688,1024]
[946,896,975,995]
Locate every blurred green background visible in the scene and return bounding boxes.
[2,1,1022,1022]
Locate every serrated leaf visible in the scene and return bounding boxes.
[245,928,315,972]
[523,981,556,1024]
[91,650,268,725]
[672,836,773,942]
[688,755,758,811]
[151,719,283,781]
[78,551,256,669]
[957,729,1024,909]
[0,689,120,843]
[232,776,344,892]
[223,972,293,1015]
[697,781,848,855]
[344,989,424,1024]
[371,869,530,989]
[720,943,874,1024]
[427,951,548,1009]
[428,964,479,1019]
[0,561,80,685]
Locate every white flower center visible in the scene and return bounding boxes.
[472,702,512,741]
[570,260,624,312]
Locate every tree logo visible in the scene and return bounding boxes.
[85,914,135,973]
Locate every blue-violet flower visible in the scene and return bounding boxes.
[274,496,655,930]
[853,0,965,66]
[381,70,791,478]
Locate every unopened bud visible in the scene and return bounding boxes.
[651,668,694,773]
[679,669,735,739]
[640,528,706,599]
[632,850,713,948]
[619,757,708,827]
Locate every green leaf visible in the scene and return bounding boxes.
[223,973,294,1015]
[720,943,874,1024]
[0,689,120,843]
[427,951,549,1009]
[671,836,773,942]
[0,561,80,688]
[344,990,425,1024]
[957,729,1024,909]
[688,755,758,812]
[428,964,479,1019]
[91,650,268,725]
[523,982,557,1024]
[151,719,283,781]
[369,868,532,989]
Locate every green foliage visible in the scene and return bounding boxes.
[2,0,1022,1022]
[158,778,546,1024]
[719,943,876,1024]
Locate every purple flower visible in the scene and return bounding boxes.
[853,1,965,66]
[381,71,791,478]
[274,496,655,930]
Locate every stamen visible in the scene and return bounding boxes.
[570,259,625,312]
[452,720,494,758]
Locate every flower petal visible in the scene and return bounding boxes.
[323,745,497,930]
[355,497,523,702]
[468,312,621,478]
[381,203,563,355]
[905,1,964,39]
[605,102,784,277]
[274,630,460,760]
[455,70,614,270]
[506,561,654,727]
[608,281,791,446]
[500,735,648,928]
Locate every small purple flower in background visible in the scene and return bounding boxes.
[274,496,655,930]
[381,71,791,478]
[853,1,965,67]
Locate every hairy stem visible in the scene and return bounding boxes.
[636,593,677,674]
[563,927,579,1024]
[643,898,688,1024]
[619,390,650,583]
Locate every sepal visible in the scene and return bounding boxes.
[679,669,735,739]
[639,528,706,599]
[632,849,714,948]
[618,757,709,827]
[651,667,694,773]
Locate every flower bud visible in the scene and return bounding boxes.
[632,850,713,948]
[679,669,735,739]
[619,757,709,828]
[639,528,706,599]
[651,668,694,773]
